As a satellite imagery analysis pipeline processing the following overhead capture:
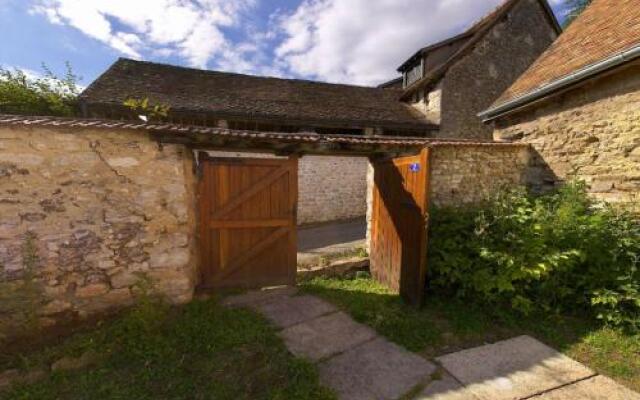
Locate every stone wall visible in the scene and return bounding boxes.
[0,125,197,337]
[298,155,368,225]
[494,64,640,210]
[429,144,532,207]
[437,0,558,139]
[410,82,442,125]
[364,161,375,253]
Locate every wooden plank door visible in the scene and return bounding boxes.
[370,148,430,306]
[198,155,298,288]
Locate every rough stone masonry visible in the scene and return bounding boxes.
[494,65,640,211]
[0,122,534,340]
[0,125,197,337]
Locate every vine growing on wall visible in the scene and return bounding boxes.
[123,97,170,122]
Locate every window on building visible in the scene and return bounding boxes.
[403,58,424,88]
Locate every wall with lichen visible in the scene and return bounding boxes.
[0,126,197,338]
[493,64,640,211]
[429,144,532,207]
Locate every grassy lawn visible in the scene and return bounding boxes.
[0,297,334,400]
[301,275,640,392]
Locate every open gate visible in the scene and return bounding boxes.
[197,154,298,288]
[370,148,430,306]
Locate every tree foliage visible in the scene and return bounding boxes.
[563,0,593,27]
[0,63,80,117]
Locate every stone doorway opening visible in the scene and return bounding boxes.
[196,151,368,287]
[195,145,431,305]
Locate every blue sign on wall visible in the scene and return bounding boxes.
[409,163,421,172]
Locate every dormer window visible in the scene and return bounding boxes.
[403,58,424,88]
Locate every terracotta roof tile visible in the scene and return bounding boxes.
[492,0,640,109]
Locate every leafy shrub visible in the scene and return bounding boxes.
[0,63,80,116]
[428,182,640,330]
[123,97,170,122]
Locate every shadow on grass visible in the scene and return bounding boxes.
[300,276,640,391]
[0,297,335,400]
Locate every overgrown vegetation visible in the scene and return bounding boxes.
[123,97,170,122]
[301,276,640,391]
[428,182,640,330]
[0,297,334,399]
[0,63,80,116]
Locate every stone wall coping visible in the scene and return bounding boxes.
[0,114,528,151]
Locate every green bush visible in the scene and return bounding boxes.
[428,182,640,330]
[0,63,80,116]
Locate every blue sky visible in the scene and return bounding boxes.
[0,0,567,88]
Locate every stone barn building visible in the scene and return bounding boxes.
[481,0,640,210]
[395,0,561,139]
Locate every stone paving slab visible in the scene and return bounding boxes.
[221,286,298,307]
[531,375,640,400]
[416,372,480,400]
[319,337,437,400]
[279,311,377,361]
[251,294,337,329]
[436,335,595,400]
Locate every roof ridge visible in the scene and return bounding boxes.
[111,58,395,92]
[397,0,518,72]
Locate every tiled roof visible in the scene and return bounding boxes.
[489,0,640,113]
[377,77,403,89]
[0,114,526,149]
[79,59,435,131]
[401,0,560,99]
[397,31,473,73]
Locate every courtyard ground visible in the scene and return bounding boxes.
[2,276,638,399]
[300,276,640,396]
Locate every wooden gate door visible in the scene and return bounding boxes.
[370,148,430,306]
[198,155,298,288]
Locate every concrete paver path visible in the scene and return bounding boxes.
[224,287,640,400]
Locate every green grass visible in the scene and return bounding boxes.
[0,297,335,400]
[300,275,640,391]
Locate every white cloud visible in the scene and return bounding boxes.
[274,0,509,85]
[29,0,559,86]
[30,0,256,68]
